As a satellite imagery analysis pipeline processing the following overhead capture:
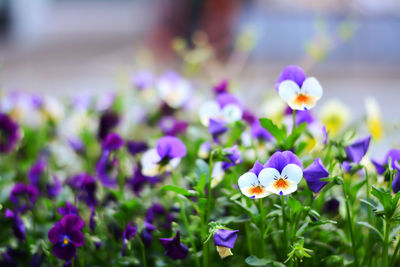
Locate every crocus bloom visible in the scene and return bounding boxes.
[222,145,242,170]
[5,209,26,240]
[102,133,124,151]
[303,158,329,193]
[157,72,191,109]
[141,136,186,176]
[10,183,39,213]
[48,215,85,261]
[122,223,137,256]
[159,231,188,260]
[238,161,270,199]
[213,229,239,259]
[158,116,188,136]
[345,136,371,164]
[0,113,21,153]
[276,65,323,110]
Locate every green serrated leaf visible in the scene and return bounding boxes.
[259,118,286,143]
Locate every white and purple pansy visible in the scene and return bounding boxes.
[141,136,187,176]
[238,151,303,198]
[157,71,192,109]
[276,65,323,111]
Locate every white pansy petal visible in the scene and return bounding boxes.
[281,164,303,184]
[238,172,259,189]
[301,77,323,100]
[258,168,281,187]
[266,183,297,196]
[221,104,243,124]
[241,186,271,199]
[198,101,221,126]
[141,149,161,167]
[278,80,301,102]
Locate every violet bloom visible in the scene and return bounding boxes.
[48,215,85,261]
[29,160,47,189]
[126,140,148,156]
[5,209,26,240]
[122,223,137,256]
[141,222,156,246]
[0,113,21,153]
[157,71,191,109]
[198,142,212,159]
[141,136,187,176]
[58,202,79,216]
[213,80,229,95]
[250,120,273,141]
[208,119,228,141]
[213,229,239,259]
[47,176,62,199]
[69,173,97,207]
[222,145,242,170]
[10,183,39,213]
[159,116,188,136]
[276,65,323,111]
[239,151,303,197]
[372,149,400,193]
[102,133,124,151]
[303,158,329,193]
[345,136,371,164]
[146,203,174,230]
[159,231,188,260]
[127,167,161,196]
[98,111,120,140]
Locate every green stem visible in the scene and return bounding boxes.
[382,219,391,267]
[390,237,400,267]
[245,222,254,255]
[203,152,214,267]
[281,195,288,259]
[136,234,147,267]
[365,168,373,267]
[258,198,266,257]
[343,181,358,267]
[292,110,296,134]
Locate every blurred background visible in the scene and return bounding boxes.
[0,0,399,120]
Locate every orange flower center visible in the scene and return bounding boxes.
[248,186,265,196]
[293,94,316,107]
[273,178,290,190]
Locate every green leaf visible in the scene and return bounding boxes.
[161,185,195,197]
[259,118,286,143]
[195,159,209,179]
[357,221,384,240]
[245,256,285,266]
[285,122,307,149]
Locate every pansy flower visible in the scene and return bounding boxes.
[213,229,239,259]
[213,80,229,95]
[276,65,323,110]
[238,161,271,199]
[29,159,62,198]
[127,166,161,196]
[146,203,175,230]
[5,209,26,240]
[159,231,188,260]
[48,215,85,261]
[158,116,188,136]
[68,173,97,207]
[320,99,350,136]
[10,183,39,213]
[0,113,21,153]
[97,111,120,140]
[198,142,212,159]
[58,202,79,216]
[372,149,400,193]
[126,140,148,156]
[141,136,186,176]
[342,136,371,172]
[122,223,137,256]
[303,158,329,193]
[157,71,191,109]
[222,145,242,170]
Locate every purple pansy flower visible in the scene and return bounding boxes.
[372,149,400,193]
[250,120,273,141]
[58,202,79,216]
[222,145,242,170]
[159,231,188,260]
[146,203,174,230]
[98,111,120,140]
[239,151,303,197]
[198,142,212,159]
[276,65,323,110]
[303,158,330,193]
[69,173,97,207]
[157,71,191,109]
[47,176,62,199]
[0,113,21,153]
[213,229,239,259]
[141,136,186,176]
[102,133,124,151]
[345,136,371,164]
[126,140,148,156]
[5,209,26,240]
[141,222,157,246]
[159,116,188,136]
[213,80,229,95]
[10,183,39,213]
[29,159,47,189]
[122,223,137,256]
[127,166,161,196]
[48,215,85,261]
[208,119,228,141]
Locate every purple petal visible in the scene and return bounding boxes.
[345,136,371,163]
[52,243,76,261]
[102,133,124,151]
[61,215,85,232]
[68,229,85,247]
[126,141,148,156]
[216,93,242,109]
[48,222,64,244]
[208,119,228,136]
[156,136,187,159]
[249,160,264,176]
[264,151,303,173]
[213,80,229,95]
[303,158,329,193]
[213,229,239,249]
[275,65,306,91]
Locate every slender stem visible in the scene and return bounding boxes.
[245,222,254,255]
[382,219,391,267]
[258,198,266,257]
[281,195,288,259]
[365,168,373,267]
[136,234,147,267]
[203,152,214,267]
[342,181,358,267]
[292,110,296,133]
[390,237,400,267]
